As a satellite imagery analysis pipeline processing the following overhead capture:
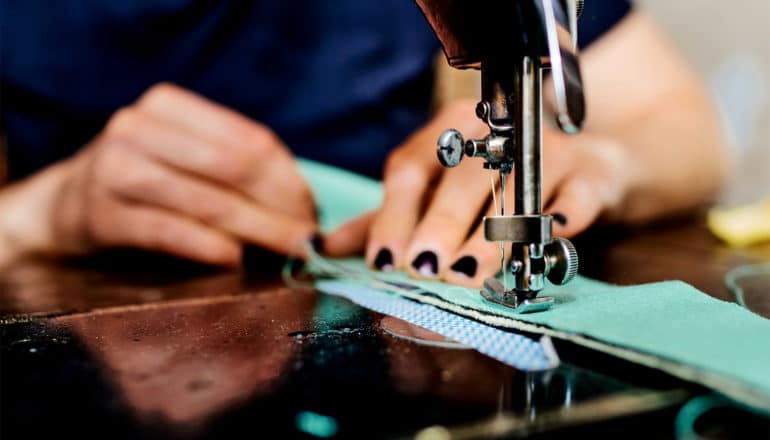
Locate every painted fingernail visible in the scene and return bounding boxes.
[309,234,325,253]
[411,251,438,277]
[553,212,568,226]
[373,248,394,272]
[290,257,305,274]
[450,256,478,278]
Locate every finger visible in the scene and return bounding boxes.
[545,175,603,238]
[403,163,493,280]
[541,129,573,207]
[365,136,445,271]
[445,174,602,287]
[132,84,315,219]
[324,211,376,258]
[365,177,428,272]
[244,153,317,223]
[367,101,484,272]
[137,83,259,146]
[443,202,508,288]
[104,146,318,256]
[88,198,242,266]
[104,106,228,180]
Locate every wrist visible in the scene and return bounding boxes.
[0,161,73,266]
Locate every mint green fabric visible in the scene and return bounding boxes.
[299,159,382,231]
[297,159,770,412]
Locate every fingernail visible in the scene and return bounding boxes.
[450,256,477,278]
[290,257,305,274]
[373,248,394,272]
[411,251,438,277]
[309,234,324,253]
[553,212,568,226]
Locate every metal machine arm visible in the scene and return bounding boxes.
[422,0,585,312]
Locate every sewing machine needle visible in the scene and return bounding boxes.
[500,171,507,290]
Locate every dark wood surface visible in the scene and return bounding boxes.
[577,212,770,302]
[2,208,769,439]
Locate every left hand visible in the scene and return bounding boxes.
[325,100,632,287]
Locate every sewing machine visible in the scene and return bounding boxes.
[416,0,585,311]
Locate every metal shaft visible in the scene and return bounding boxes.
[512,56,543,297]
[500,171,506,289]
[514,56,542,216]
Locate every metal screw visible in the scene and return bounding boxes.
[475,101,489,120]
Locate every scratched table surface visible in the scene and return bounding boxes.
[2,215,770,439]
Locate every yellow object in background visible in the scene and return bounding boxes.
[708,199,770,247]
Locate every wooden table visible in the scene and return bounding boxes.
[1,210,769,439]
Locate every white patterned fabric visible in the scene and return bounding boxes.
[317,280,560,372]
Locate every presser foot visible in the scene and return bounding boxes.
[480,278,554,314]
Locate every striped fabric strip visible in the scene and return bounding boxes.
[316,280,559,371]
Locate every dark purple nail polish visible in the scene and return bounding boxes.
[450,256,477,278]
[373,248,394,272]
[552,213,568,227]
[290,257,305,274]
[411,251,438,277]
[309,234,324,253]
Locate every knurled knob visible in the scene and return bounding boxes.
[545,237,579,285]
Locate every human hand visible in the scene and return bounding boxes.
[326,100,631,287]
[0,83,317,266]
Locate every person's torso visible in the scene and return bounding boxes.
[1,0,440,179]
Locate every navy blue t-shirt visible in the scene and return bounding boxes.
[1,1,630,180]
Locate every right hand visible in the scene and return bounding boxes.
[2,83,318,266]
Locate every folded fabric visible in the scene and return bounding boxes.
[298,159,770,413]
[314,279,560,372]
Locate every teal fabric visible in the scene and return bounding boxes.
[297,158,770,412]
[300,158,382,231]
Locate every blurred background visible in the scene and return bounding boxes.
[1,1,767,204]
[641,0,770,206]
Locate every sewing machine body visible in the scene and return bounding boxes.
[417,0,585,308]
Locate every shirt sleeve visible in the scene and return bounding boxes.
[577,0,633,49]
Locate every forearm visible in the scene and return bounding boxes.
[606,88,729,225]
[571,10,730,226]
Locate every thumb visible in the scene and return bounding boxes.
[545,176,603,238]
[323,211,376,257]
